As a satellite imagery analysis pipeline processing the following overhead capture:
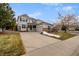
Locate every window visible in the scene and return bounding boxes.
[22,24,26,28]
[33,25,36,28]
[20,19,27,22]
[26,19,27,22]
[20,17,26,22]
[22,20,25,22]
[20,17,22,21]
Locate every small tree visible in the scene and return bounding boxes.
[61,25,67,32]
[0,3,15,32]
[48,26,51,32]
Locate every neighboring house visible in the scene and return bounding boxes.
[17,14,53,32]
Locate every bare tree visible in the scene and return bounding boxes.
[58,14,78,31]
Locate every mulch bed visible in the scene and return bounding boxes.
[0,32,7,34]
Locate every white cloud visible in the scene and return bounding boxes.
[28,12,42,18]
[56,6,74,12]
[62,6,73,11]
[62,6,75,15]
[56,6,75,15]
[41,3,63,6]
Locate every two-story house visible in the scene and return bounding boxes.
[17,14,53,32]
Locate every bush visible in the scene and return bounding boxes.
[61,25,67,32]
[75,28,79,31]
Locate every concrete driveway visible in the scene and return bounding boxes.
[20,32,61,55]
[27,36,79,56]
[20,32,79,56]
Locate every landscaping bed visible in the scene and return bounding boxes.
[0,32,25,56]
[42,31,76,40]
[52,32,76,40]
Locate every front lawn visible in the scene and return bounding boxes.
[52,32,76,40]
[0,32,25,56]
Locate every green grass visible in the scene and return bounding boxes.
[0,32,25,56]
[52,32,76,40]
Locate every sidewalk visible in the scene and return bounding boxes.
[28,36,79,56]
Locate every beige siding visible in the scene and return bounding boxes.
[17,14,52,32]
[36,25,43,32]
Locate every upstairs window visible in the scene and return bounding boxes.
[26,19,27,22]
[22,20,26,22]
[20,19,27,22]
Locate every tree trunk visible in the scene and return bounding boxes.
[2,27,4,32]
[2,28,4,32]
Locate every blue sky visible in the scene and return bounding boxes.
[10,3,79,24]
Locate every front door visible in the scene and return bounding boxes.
[28,25,32,32]
[33,25,36,31]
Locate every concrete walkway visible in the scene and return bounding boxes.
[20,32,61,55]
[20,32,79,56]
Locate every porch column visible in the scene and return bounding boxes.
[32,24,33,31]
